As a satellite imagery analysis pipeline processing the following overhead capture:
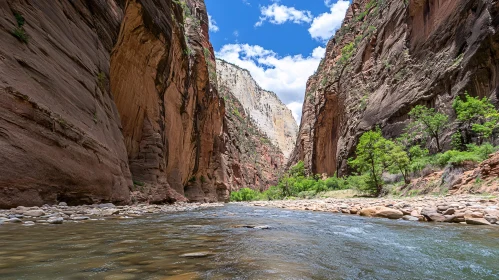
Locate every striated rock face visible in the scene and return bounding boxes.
[216,59,298,159]
[0,0,131,208]
[292,0,499,176]
[220,85,285,192]
[0,0,226,208]
[111,0,226,203]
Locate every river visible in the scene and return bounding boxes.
[1,204,498,279]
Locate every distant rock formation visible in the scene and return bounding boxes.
[216,59,298,159]
[0,0,227,207]
[291,0,499,176]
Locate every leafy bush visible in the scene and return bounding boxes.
[436,143,499,166]
[230,188,261,202]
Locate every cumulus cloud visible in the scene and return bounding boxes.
[208,14,219,32]
[308,0,350,41]
[286,102,304,123]
[216,44,325,123]
[255,3,313,27]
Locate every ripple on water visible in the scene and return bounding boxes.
[0,205,498,280]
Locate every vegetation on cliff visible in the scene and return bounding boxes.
[231,93,499,201]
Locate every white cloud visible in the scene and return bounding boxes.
[287,102,303,123]
[308,0,350,41]
[256,3,313,27]
[216,44,325,123]
[208,14,219,32]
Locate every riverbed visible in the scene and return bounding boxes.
[1,204,498,279]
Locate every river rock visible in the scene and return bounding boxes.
[72,216,90,221]
[58,202,68,207]
[98,203,116,209]
[23,221,35,226]
[484,215,498,224]
[24,210,45,217]
[349,207,358,214]
[7,218,22,223]
[465,217,491,225]
[444,214,465,223]
[359,207,403,219]
[102,209,120,216]
[403,215,419,221]
[442,208,455,215]
[48,217,64,224]
[421,208,445,222]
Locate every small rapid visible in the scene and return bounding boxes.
[1,204,498,279]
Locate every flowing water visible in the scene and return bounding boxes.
[1,204,498,280]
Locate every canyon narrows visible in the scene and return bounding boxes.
[0,0,295,208]
[291,0,499,177]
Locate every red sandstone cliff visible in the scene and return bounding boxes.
[0,0,226,208]
[291,0,499,177]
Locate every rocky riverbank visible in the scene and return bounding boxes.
[240,195,499,226]
[0,202,224,226]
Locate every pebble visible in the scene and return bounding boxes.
[48,217,64,224]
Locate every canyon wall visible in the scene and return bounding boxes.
[0,0,227,208]
[219,73,286,192]
[291,0,499,177]
[217,59,298,159]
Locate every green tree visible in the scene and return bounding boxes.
[453,92,499,145]
[407,105,449,152]
[349,128,392,196]
[387,143,411,184]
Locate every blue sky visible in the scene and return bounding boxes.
[205,0,351,122]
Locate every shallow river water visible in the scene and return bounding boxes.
[1,204,498,280]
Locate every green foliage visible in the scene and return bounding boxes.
[133,181,145,187]
[407,105,449,152]
[97,72,106,91]
[230,188,261,202]
[230,161,351,201]
[453,92,499,144]
[340,42,355,64]
[435,143,498,167]
[349,128,392,196]
[12,12,28,43]
[13,28,28,43]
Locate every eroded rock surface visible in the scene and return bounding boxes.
[221,87,285,192]
[217,59,298,159]
[291,0,499,176]
[0,0,227,207]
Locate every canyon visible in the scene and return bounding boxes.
[0,0,296,208]
[1,0,499,208]
[291,0,499,178]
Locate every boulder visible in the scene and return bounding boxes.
[359,207,403,219]
[465,217,491,225]
[24,210,45,217]
[484,215,498,224]
[421,208,445,222]
[48,217,64,224]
